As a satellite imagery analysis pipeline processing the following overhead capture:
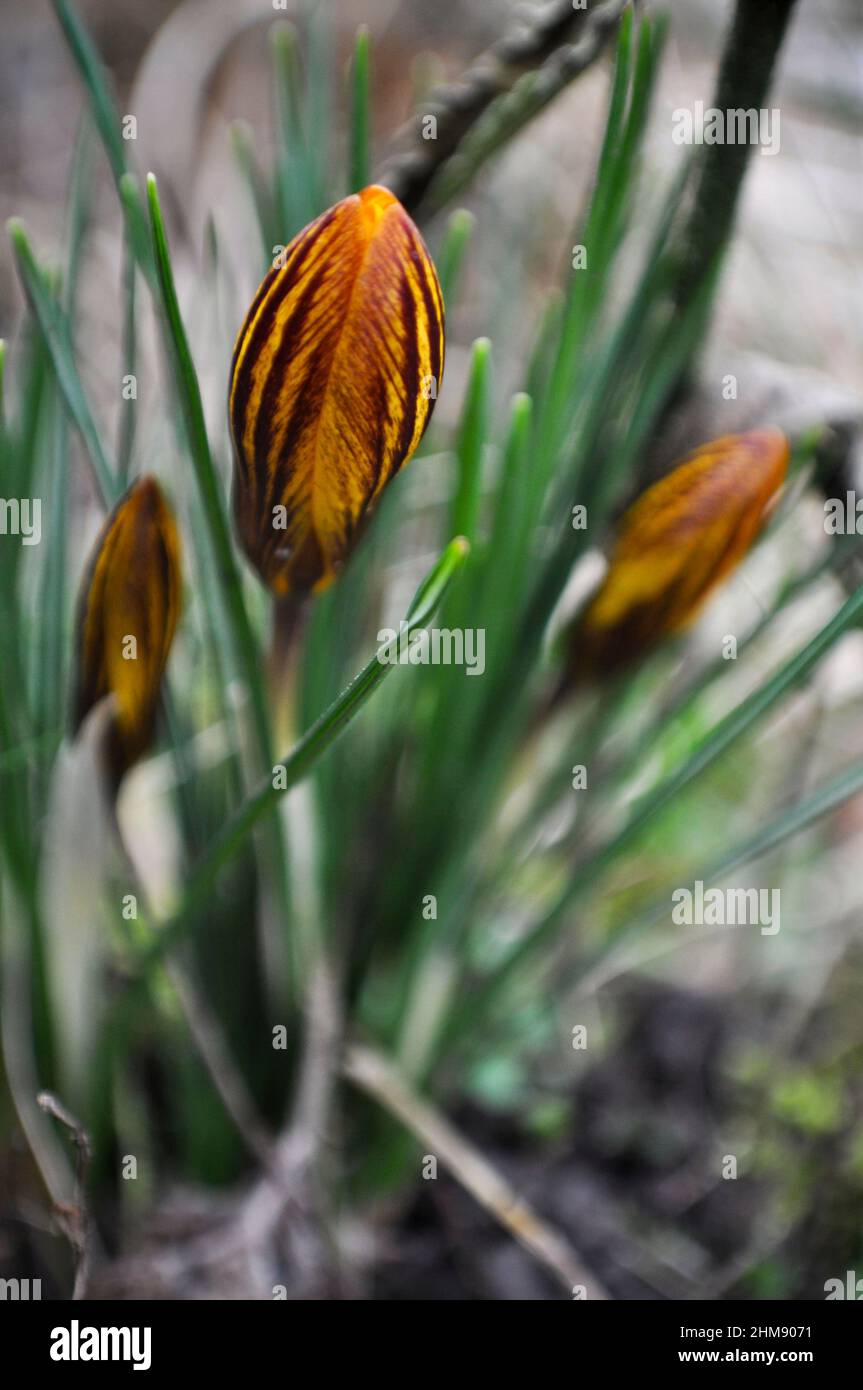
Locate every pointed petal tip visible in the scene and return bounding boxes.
[356,183,401,234]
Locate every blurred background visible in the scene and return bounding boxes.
[2,0,861,388]
[1,0,862,1300]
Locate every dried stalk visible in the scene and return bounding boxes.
[37,1092,93,1300]
[381,0,630,218]
[343,1042,610,1299]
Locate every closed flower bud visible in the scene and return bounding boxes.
[229,184,445,596]
[568,428,789,680]
[73,476,181,780]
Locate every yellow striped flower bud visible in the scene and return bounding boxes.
[73,476,181,780]
[228,184,445,596]
[570,428,789,679]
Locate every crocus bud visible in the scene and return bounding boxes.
[229,184,445,596]
[568,428,789,680]
[73,475,181,780]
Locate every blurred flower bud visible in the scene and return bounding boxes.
[73,476,181,781]
[567,428,789,681]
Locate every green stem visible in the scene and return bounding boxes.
[147,538,469,967]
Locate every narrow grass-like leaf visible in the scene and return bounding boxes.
[61,117,94,317]
[572,755,863,993]
[230,121,277,266]
[448,575,863,1047]
[349,27,371,194]
[590,16,668,273]
[271,22,315,237]
[449,338,490,543]
[589,7,633,220]
[702,758,863,885]
[305,0,336,209]
[8,220,118,505]
[144,173,273,767]
[30,395,69,774]
[8,320,49,509]
[148,536,470,962]
[117,232,137,483]
[435,209,474,310]
[478,391,534,669]
[52,0,125,182]
[0,532,37,902]
[146,173,300,1000]
[51,0,152,278]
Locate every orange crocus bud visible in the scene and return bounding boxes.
[228,184,445,596]
[569,428,789,680]
[73,475,181,781]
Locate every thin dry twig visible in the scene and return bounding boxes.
[343,1041,610,1299]
[235,952,343,1284]
[380,0,629,217]
[37,1091,93,1300]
